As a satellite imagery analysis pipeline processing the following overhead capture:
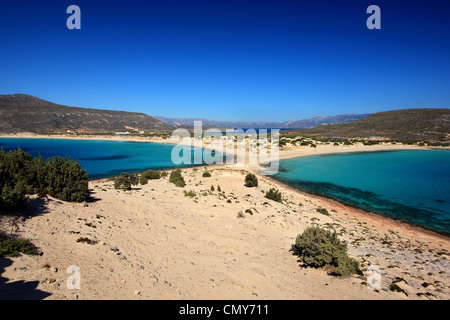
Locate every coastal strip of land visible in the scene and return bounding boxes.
[0,133,448,300]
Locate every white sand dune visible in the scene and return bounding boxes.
[1,164,449,300]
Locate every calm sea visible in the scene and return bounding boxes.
[0,138,205,180]
[2,139,449,234]
[274,150,450,235]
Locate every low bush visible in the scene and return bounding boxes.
[139,169,161,185]
[114,173,139,190]
[202,172,211,177]
[184,190,196,197]
[245,173,258,187]
[44,156,90,202]
[265,188,282,203]
[139,175,148,185]
[316,208,330,216]
[293,226,360,276]
[0,148,89,210]
[76,237,97,245]
[0,180,28,211]
[0,237,38,257]
[169,169,186,187]
[144,169,161,180]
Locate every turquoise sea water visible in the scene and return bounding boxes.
[0,138,206,180]
[2,139,449,235]
[274,150,450,235]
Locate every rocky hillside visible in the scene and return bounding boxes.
[0,94,173,133]
[291,108,450,141]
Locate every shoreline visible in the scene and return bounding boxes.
[264,173,450,241]
[1,155,449,299]
[1,133,446,238]
[0,132,435,155]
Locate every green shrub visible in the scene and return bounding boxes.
[169,169,186,187]
[217,185,221,192]
[265,188,282,203]
[184,190,196,197]
[140,175,148,185]
[294,226,360,276]
[245,173,258,187]
[210,185,215,191]
[140,169,161,185]
[144,169,161,180]
[0,237,38,257]
[0,148,31,210]
[316,208,330,216]
[0,148,89,210]
[114,173,139,190]
[202,172,211,177]
[44,156,90,202]
[0,180,28,210]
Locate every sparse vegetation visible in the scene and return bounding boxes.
[140,169,161,185]
[114,172,139,190]
[316,208,330,216]
[293,226,360,276]
[245,173,258,187]
[202,172,211,177]
[169,169,186,187]
[76,237,97,245]
[265,188,282,203]
[0,237,38,257]
[160,171,168,178]
[183,190,196,197]
[389,283,408,296]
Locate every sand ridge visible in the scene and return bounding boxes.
[1,163,449,300]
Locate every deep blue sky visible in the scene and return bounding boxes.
[0,0,449,121]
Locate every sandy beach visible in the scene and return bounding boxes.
[0,133,449,300]
[0,131,431,159]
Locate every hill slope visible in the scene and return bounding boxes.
[0,94,173,133]
[291,108,450,141]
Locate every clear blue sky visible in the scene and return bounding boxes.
[0,0,449,121]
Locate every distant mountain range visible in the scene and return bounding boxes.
[155,114,371,129]
[291,108,450,141]
[0,94,173,133]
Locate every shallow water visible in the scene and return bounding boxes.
[0,138,206,180]
[274,150,450,235]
